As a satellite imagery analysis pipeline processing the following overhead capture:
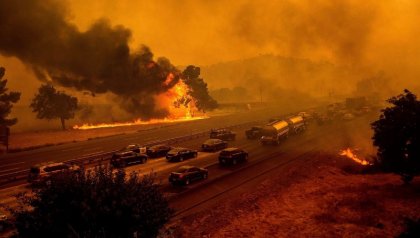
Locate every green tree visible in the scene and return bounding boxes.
[12,166,173,237]
[182,65,218,112]
[371,89,420,183]
[30,84,78,130]
[0,67,21,126]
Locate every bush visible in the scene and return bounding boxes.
[11,166,173,237]
[399,218,420,238]
[371,89,420,183]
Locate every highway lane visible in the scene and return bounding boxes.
[0,109,273,172]
[116,118,324,192]
[167,119,358,218]
[0,106,300,178]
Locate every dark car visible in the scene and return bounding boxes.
[169,165,208,185]
[28,162,80,182]
[219,148,248,165]
[111,151,148,167]
[201,139,228,152]
[210,129,236,141]
[146,144,172,158]
[245,126,263,139]
[166,147,198,162]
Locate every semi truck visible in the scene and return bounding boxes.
[286,115,306,134]
[260,120,290,145]
[260,115,307,145]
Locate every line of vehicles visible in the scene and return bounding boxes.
[246,114,307,145]
[27,114,309,186]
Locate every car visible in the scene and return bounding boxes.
[169,165,208,185]
[316,114,333,125]
[0,213,8,231]
[210,129,236,141]
[0,214,7,222]
[343,113,355,121]
[146,144,172,158]
[245,126,263,139]
[166,147,198,162]
[28,162,80,182]
[298,111,313,121]
[201,139,228,152]
[219,148,248,165]
[122,144,147,154]
[111,151,148,167]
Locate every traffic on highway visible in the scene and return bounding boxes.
[24,113,309,187]
[0,102,378,234]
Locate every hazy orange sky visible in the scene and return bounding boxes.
[2,0,420,104]
[65,0,420,68]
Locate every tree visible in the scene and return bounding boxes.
[182,65,218,112]
[0,67,21,127]
[30,84,78,130]
[11,166,173,237]
[371,89,420,183]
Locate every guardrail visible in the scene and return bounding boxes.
[0,120,261,187]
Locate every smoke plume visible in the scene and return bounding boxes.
[0,0,182,119]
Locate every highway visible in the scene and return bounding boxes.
[0,107,288,184]
[0,109,373,236]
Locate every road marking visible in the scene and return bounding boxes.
[79,151,105,158]
[0,167,22,174]
[83,147,101,151]
[0,161,25,168]
[0,168,27,176]
[61,147,82,152]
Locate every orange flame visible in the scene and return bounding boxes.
[73,116,206,130]
[339,148,371,165]
[73,78,205,130]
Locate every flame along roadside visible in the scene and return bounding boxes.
[339,148,372,166]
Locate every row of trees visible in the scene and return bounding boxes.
[0,67,78,130]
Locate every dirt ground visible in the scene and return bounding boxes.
[166,153,420,238]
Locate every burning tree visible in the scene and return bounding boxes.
[30,84,78,130]
[371,89,420,183]
[0,67,21,127]
[11,167,172,237]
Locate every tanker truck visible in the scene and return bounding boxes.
[260,120,290,145]
[286,115,306,134]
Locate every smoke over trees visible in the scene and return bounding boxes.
[0,0,206,120]
[182,65,218,112]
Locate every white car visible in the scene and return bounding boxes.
[343,113,355,120]
[298,112,312,120]
[0,214,7,222]
[28,162,80,182]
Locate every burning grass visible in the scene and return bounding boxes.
[73,116,207,130]
[339,147,372,166]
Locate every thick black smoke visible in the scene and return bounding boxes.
[0,0,181,119]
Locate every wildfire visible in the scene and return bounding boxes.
[73,116,206,130]
[339,148,372,166]
[73,78,206,130]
